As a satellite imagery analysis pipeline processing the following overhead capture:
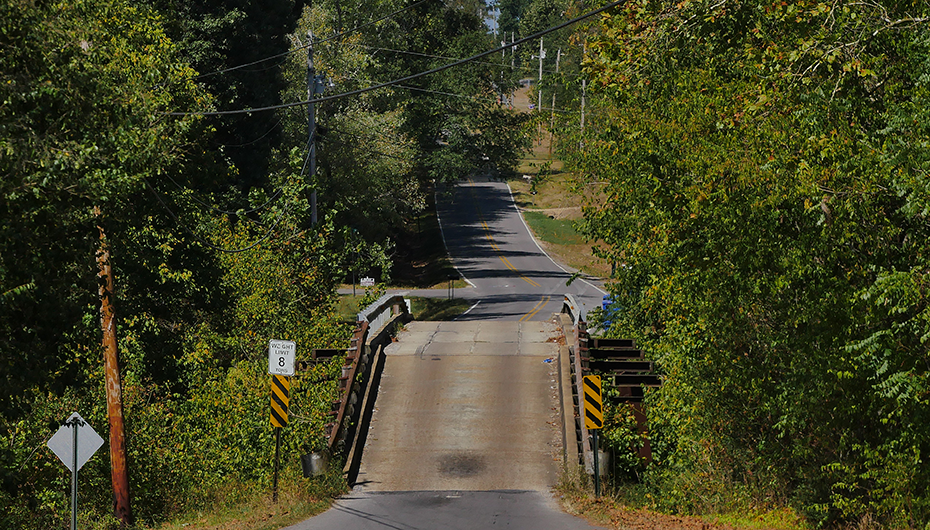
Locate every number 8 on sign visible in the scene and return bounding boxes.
[268,339,296,377]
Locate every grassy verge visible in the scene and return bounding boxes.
[150,469,347,530]
[510,178,610,278]
[555,467,804,530]
[506,142,611,279]
[522,211,586,246]
[408,296,472,321]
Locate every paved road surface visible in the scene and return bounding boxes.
[436,177,605,321]
[287,321,602,530]
[285,490,596,530]
[357,321,561,492]
[288,178,605,529]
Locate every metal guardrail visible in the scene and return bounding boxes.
[562,293,585,325]
[358,294,412,336]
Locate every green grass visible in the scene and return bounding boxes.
[408,297,472,321]
[150,468,347,530]
[522,211,586,246]
[335,294,365,321]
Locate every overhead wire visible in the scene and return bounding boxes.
[143,176,293,253]
[343,74,497,101]
[166,0,624,116]
[163,173,285,216]
[218,118,283,147]
[188,0,440,82]
[350,43,560,75]
[145,131,317,253]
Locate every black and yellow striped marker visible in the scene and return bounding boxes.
[583,375,604,430]
[270,375,290,428]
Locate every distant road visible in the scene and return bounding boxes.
[436,176,605,321]
[287,176,607,530]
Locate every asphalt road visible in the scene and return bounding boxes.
[436,176,605,321]
[284,490,600,530]
[287,177,606,530]
[287,321,604,530]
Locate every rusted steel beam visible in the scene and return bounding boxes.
[586,359,654,373]
[588,347,643,359]
[612,374,662,387]
[312,348,342,360]
[327,321,369,451]
[591,338,636,349]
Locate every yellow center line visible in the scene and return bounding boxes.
[470,184,541,288]
[520,295,551,322]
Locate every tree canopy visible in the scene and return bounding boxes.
[565,0,930,525]
[1,0,530,526]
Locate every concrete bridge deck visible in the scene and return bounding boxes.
[356,320,562,492]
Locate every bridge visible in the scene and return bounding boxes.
[286,177,606,529]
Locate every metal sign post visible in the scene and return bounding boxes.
[583,375,604,498]
[273,426,282,502]
[47,412,104,530]
[270,374,290,503]
[71,417,78,530]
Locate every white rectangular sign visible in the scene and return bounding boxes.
[268,339,296,376]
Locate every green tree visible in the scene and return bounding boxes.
[0,0,214,419]
[567,0,930,525]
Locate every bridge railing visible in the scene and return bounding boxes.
[327,294,411,483]
[562,293,585,325]
[358,294,412,338]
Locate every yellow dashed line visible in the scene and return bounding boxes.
[473,192,541,288]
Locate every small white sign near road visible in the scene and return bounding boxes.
[47,412,104,473]
[360,277,375,287]
[268,339,296,377]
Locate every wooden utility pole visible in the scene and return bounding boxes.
[581,43,587,150]
[94,207,132,526]
[537,37,545,112]
[549,48,561,157]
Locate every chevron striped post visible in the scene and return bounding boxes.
[270,375,290,502]
[583,375,603,497]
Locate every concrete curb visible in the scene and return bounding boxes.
[556,313,580,468]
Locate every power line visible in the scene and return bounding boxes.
[143,176,294,253]
[188,0,439,82]
[166,0,623,117]
[143,132,317,253]
[343,74,496,101]
[164,173,285,216]
[351,43,560,75]
[218,118,283,147]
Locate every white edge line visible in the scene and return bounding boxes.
[435,185,477,289]
[454,300,482,321]
[505,182,607,296]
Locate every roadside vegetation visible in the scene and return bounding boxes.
[0,0,529,528]
[7,0,930,528]
[534,0,930,528]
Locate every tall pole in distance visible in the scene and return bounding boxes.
[580,43,587,150]
[95,207,132,526]
[537,37,544,112]
[549,48,561,156]
[307,31,318,225]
